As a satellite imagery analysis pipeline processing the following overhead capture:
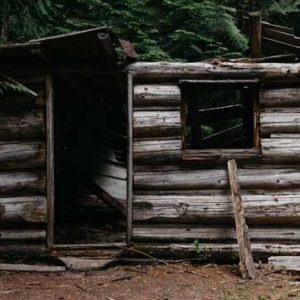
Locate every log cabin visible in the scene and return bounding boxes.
[1,27,300,264]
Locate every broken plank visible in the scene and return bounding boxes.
[227,159,256,279]
[59,257,115,271]
[0,263,65,273]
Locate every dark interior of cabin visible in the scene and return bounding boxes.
[53,73,127,245]
[184,83,256,150]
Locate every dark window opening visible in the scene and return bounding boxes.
[183,83,257,150]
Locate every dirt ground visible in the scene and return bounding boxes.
[0,264,299,300]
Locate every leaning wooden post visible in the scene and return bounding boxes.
[249,11,262,58]
[227,159,256,279]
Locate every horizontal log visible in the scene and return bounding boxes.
[0,141,45,170]
[0,196,46,223]
[134,138,181,153]
[0,229,46,241]
[260,88,300,107]
[133,194,300,224]
[265,108,300,113]
[182,149,259,162]
[134,85,181,106]
[135,243,300,259]
[133,226,300,242]
[127,62,300,83]
[0,171,46,195]
[134,169,300,190]
[0,110,44,140]
[270,134,300,138]
[134,138,182,163]
[135,189,300,196]
[0,94,45,110]
[133,111,181,137]
[260,112,300,135]
[134,106,181,111]
[261,138,300,160]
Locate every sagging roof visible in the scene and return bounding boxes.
[0,27,137,75]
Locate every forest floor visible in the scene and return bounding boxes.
[0,263,299,300]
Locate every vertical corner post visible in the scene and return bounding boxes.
[46,74,55,251]
[127,73,134,246]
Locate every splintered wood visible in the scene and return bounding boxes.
[227,159,256,279]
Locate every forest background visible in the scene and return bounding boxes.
[0,0,299,61]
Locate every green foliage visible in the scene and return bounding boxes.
[0,75,37,96]
[0,0,299,61]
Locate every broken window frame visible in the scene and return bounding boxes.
[180,79,261,161]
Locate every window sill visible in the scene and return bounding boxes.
[182,148,260,162]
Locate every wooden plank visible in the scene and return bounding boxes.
[0,263,65,273]
[262,28,300,47]
[227,159,255,279]
[133,194,300,224]
[46,75,54,250]
[134,168,300,190]
[0,171,46,195]
[0,141,45,170]
[133,226,300,242]
[260,88,300,107]
[262,22,294,35]
[93,175,126,202]
[133,85,181,107]
[0,196,46,223]
[88,182,126,216]
[0,229,46,241]
[127,74,134,246]
[0,110,44,141]
[268,256,300,271]
[97,162,127,180]
[262,37,300,56]
[59,257,115,271]
[133,110,181,138]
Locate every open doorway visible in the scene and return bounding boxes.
[52,73,127,245]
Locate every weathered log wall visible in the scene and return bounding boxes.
[130,64,300,255]
[0,77,47,244]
